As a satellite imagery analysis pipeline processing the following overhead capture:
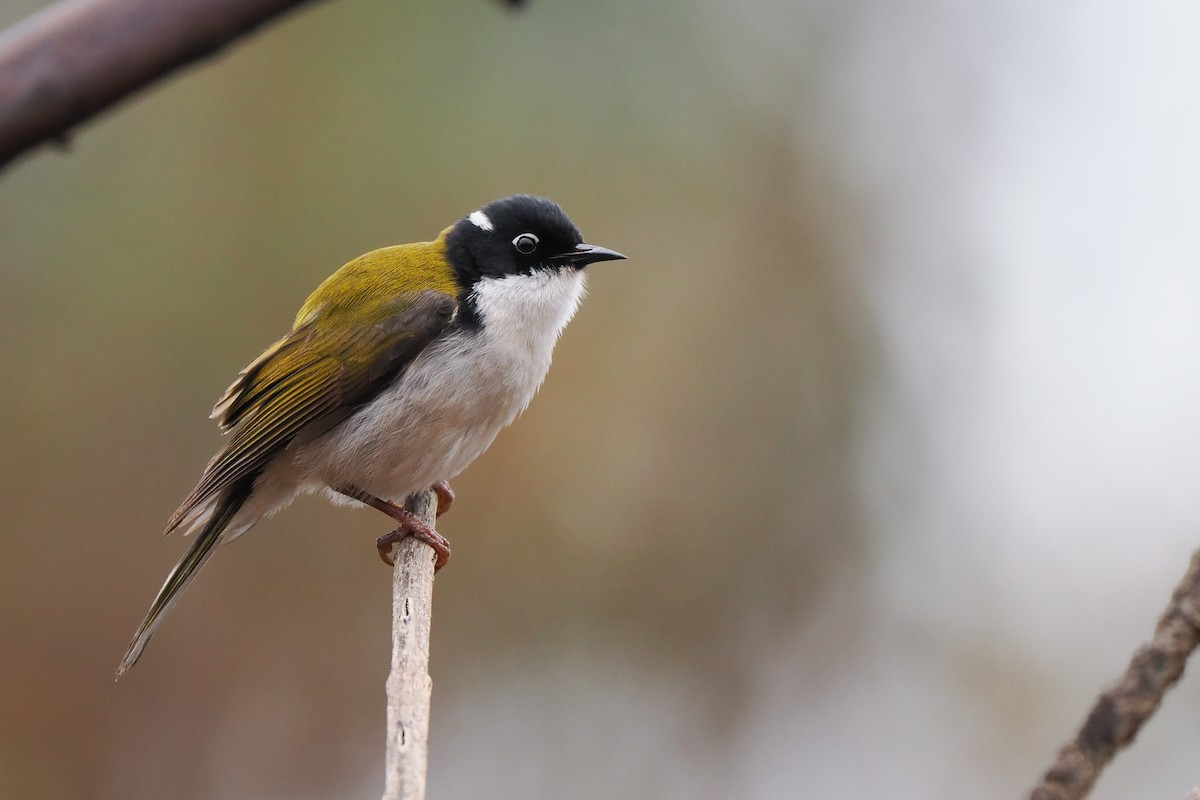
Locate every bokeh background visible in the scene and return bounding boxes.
[3,0,1200,797]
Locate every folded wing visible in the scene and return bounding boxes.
[166,290,457,534]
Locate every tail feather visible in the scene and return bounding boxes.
[117,483,252,677]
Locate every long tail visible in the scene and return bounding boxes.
[117,482,252,677]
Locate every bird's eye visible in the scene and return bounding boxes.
[512,233,539,254]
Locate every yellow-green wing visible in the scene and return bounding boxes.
[166,290,456,534]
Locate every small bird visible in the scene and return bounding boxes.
[118,195,625,675]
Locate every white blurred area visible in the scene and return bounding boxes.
[720,1,1200,797]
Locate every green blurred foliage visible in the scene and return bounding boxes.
[0,1,870,798]
[14,1,1200,798]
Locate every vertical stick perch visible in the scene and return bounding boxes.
[382,489,438,800]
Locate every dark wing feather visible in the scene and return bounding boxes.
[166,290,456,533]
[211,320,318,432]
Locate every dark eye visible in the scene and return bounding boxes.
[512,233,539,254]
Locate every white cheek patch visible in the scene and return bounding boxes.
[468,210,493,231]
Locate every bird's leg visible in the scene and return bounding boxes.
[338,485,452,571]
[432,481,454,517]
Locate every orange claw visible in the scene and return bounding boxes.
[374,512,452,571]
[339,485,453,571]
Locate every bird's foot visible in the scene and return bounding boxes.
[338,484,452,571]
[432,481,454,517]
[376,510,452,572]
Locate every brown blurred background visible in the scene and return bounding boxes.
[4,1,1200,798]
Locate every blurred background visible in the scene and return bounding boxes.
[3,0,1200,797]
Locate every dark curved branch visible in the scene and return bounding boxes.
[1029,549,1200,800]
[0,0,326,170]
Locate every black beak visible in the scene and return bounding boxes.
[549,243,627,268]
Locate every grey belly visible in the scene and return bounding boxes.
[289,334,546,501]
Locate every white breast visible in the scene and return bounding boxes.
[292,268,587,502]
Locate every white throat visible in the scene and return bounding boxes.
[471,268,587,354]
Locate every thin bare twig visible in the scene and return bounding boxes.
[1029,549,1200,800]
[0,0,326,170]
[382,490,438,800]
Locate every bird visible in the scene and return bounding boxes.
[117,194,626,675]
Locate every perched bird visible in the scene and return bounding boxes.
[118,195,625,675]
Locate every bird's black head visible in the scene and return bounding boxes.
[444,195,625,291]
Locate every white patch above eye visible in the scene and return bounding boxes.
[468,210,494,231]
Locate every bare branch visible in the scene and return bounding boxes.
[382,490,438,800]
[1029,549,1200,800]
[0,0,325,170]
